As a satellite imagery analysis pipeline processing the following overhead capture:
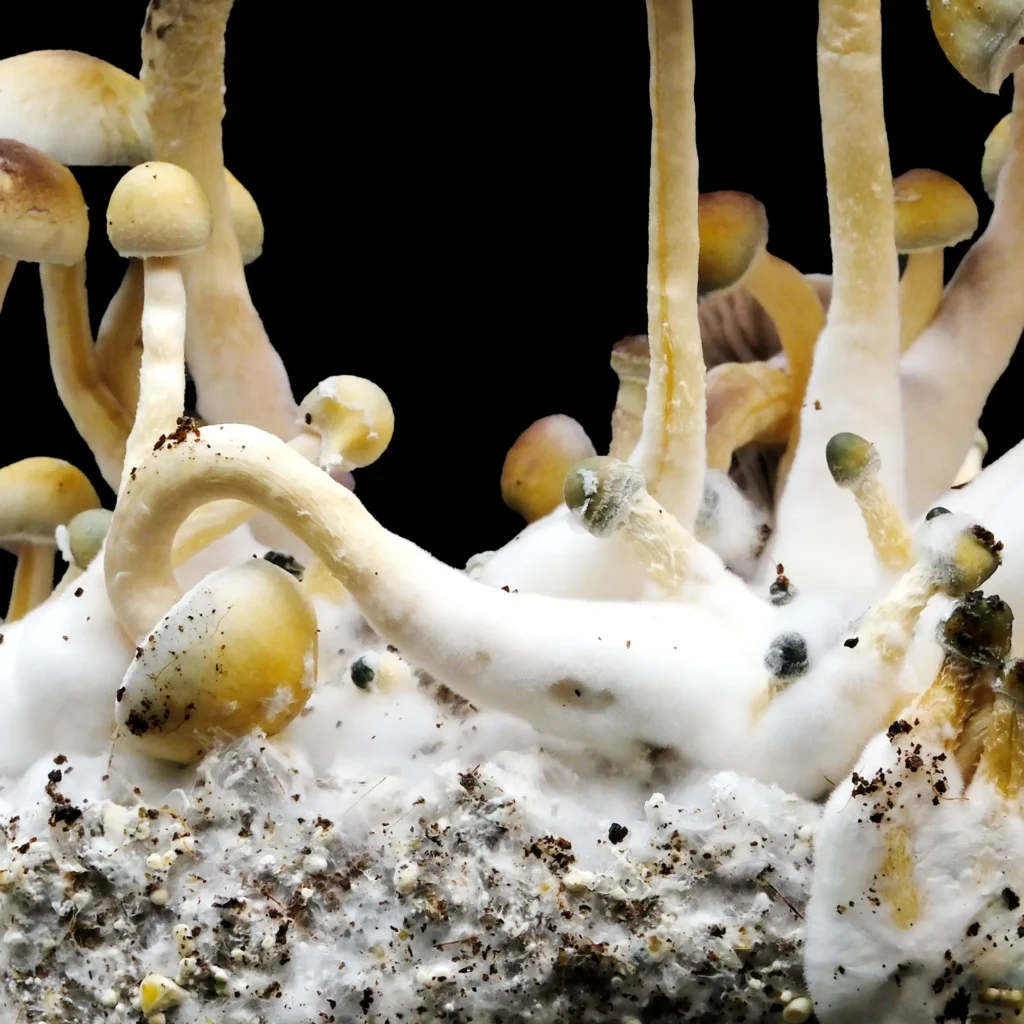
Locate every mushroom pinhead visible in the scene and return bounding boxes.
[501,414,596,523]
[918,513,1003,595]
[0,139,88,265]
[115,558,319,763]
[929,0,1024,93]
[825,432,879,488]
[938,591,1013,666]
[106,161,213,259]
[297,376,395,472]
[563,456,645,538]
[982,114,1012,199]
[65,508,114,570]
[893,169,978,253]
[696,191,768,296]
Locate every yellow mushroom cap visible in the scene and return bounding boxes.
[0,51,151,167]
[115,558,319,763]
[501,414,597,523]
[982,113,1012,200]
[0,457,100,548]
[0,139,88,265]
[697,191,768,296]
[929,0,1024,94]
[893,168,978,252]
[226,169,263,265]
[298,376,395,472]
[106,161,213,259]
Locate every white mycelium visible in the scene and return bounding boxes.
[4,2,1024,1022]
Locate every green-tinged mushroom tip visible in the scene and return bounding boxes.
[67,508,114,570]
[825,432,879,488]
[563,456,645,538]
[939,591,1014,667]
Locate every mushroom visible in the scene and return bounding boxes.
[767,0,903,589]
[105,161,213,493]
[141,0,297,438]
[0,457,100,622]
[982,112,1012,200]
[609,337,652,460]
[892,168,978,349]
[629,0,705,528]
[952,428,988,487]
[114,557,318,764]
[928,0,1024,94]
[502,415,596,523]
[0,139,132,488]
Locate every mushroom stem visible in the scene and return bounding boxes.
[118,258,186,493]
[105,425,771,765]
[767,0,902,587]
[39,262,132,489]
[95,259,144,414]
[141,0,297,438]
[0,256,15,312]
[898,249,943,350]
[902,70,1024,512]
[705,361,792,472]
[7,544,54,622]
[630,0,705,529]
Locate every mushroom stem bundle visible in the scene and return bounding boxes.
[629,0,705,529]
[105,425,774,768]
[141,0,296,438]
[768,0,903,588]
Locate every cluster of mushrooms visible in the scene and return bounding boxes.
[5,0,1024,1020]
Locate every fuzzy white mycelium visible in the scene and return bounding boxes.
[5,2,1024,1023]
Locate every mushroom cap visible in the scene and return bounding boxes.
[0,51,151,166]
[982,113,1012,200]
[0,457,101,548]
[0,139,88,264]
[938,591,1013,666]
[297,375,395,472]
[225,169,263,265]
[825,432,879,489]
[501,414,597,523]
[917,511,1003,595]
[893,168,978,252]
[114,559,319,763]
[564,455,646,538]
[697,191,768,296]
[106,161,213,259]
[928,0,1024,94]
[65,508,114,570]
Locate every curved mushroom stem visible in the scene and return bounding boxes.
[902,70,1024,513]
[7,543,54,621]
[0,256,16,313]
[898,249,943,350]
[705,361,792,472]
[767,0,902,588]
[609,337,650,460]
[629,0,705,529]
[141,0,297,438]
[105,425,773,766]
[95,259,144,414]
[118,258,186,494]
[39,262,132,489]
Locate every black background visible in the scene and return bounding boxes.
[1,4,1020,601]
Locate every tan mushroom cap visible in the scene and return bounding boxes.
[982,113,1012,200]
[893,168,979,252]
[0,50,151,166]
[929,0,1024,94]
[106,161,213,258]
[0,139,88,265]
[696,191,768,296]
[226,170,263,265]
[0,457,100,548]
[298,376,395,471]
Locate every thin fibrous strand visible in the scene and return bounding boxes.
[95,259,145,415]
[898,249,944,351]
[142,0,297,439]
[0,256,16,314]
[6,544,54,622]
[767,0,903,587]
[851,476,914,573]
[119,259,186,495]
[902,69,1024,513]
[39,262,132,490]
[630,0,705,529]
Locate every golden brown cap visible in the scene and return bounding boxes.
[226,169,263,265]
[893,168,978,252]
[929,0,1024,93]
[0,139,88,264]
[0,51,151,166]
[982,113,1012,200]
[0,457,100,548]
[697,191,768,296]
[106,161,213,258]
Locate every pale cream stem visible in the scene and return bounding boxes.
[95,259,145,415]
[7,544,54,621]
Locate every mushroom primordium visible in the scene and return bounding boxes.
[0,458,100,621]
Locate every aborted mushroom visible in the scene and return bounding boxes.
[106,160,213,492]
[0,457,100,621]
